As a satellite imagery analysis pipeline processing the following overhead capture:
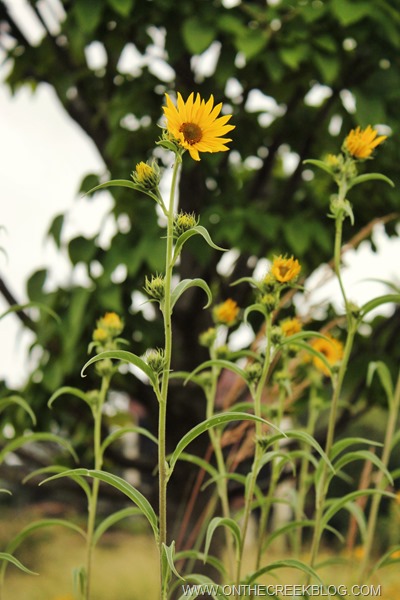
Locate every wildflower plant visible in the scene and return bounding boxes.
[3,96,400,600]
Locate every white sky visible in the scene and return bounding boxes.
[0,4,399,388]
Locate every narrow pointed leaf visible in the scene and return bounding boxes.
[332,450,393,485]
[204,517,242,563]
[173,226,227,263]
[348,173,395,189]
[185,359,249,387]
[330,436,383,461]
[93,508,142,546]
[162,541,184,581]
[86,179,137,195]
[40,469,159,540]
[359,294,400,319]
[243,303,266,323]
[303,158,335,176]
[168,412,282,476]
[48,386,92,410]
[22,466,91,502]
[0,395,36,425]
[101,425,158,455]
[0,553,37,575]
[367,361,394,405]
[0,302,60,323]
[81,350,156,385]
[0,433,78,465]
[170,278,212,310]
[322,490,395,528]
[247,558,325,586]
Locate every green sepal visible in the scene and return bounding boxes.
[170,278,212,310]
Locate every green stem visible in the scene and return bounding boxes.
[158,155,181,600]
[206,346,235,579]
[307,207,357,577]
[256,359,287,569]
[358,370,400,581]
[85,374,110,600]
[293,387,319,557]
[235,314,273,596]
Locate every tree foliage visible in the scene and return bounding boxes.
[1,0,399,508]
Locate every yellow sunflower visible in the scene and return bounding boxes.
[163,92,235,161]
[310,335,344,376]
[271,255,301,284]
[345,125,387,159]
[213,299,239,326]
[280,317,302,337]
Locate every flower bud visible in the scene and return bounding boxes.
[131,160,160,190]
[144,274,165,300]
[173,211,198,237]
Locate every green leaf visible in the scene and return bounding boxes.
[81,350,157,386]
[247,558,325,586]
[68,235,96,266]
[284,339,334,378]
[348,173,395,190]
[26,269,47,302]
[185,359,250,388]
[0,433,78,465]
[48,386,92,410]
[5,519,85,557]
[40,469,159,540]
[162,541,184,582]
[174,550,226,578]
[22,466,92,503]
[261,431,334,471]
[359,294,400,319]
[243,303,266,323]
[330,437,383,461]
[177,452,219,481]
[170,278,212,310]
[367,361,394,407]
[93,507,141,546]
[322,490,395,528]
[107,0,135,17]
[74,0,103,33]
[173,226,227,264]
[168,412,282,477]
[204,517,242,563]
[181,18,216,54]
[331,0,371,25]
[101,425,158,455]
[86,179,137,196]
[0,301,60,324]
[0,395,36,425]
[303,159,334,177]
[333,450,393,486]
[47,213,64,248]
[235,30,267,60]
[0,552,37,576]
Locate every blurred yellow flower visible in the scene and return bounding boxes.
[163,92,235,161]
[92,327,108,342]
[353,545,365,560]
[345,125,387,159]
[395,490,400,505]
[310,335,344,376]
[391,549,400,559]
[96,312,124,337]
[213,299,239,326]
[280,317,302,337]
[271,256,301,283]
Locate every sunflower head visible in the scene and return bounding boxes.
[162,92,235,161]
[310,335,344,376]
[280,317,302,337]
[213,298,239,326]
[344,125,387,159]
[271,255,301,284]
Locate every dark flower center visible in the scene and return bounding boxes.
[180,122,202,145]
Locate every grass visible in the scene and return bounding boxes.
[1,508,399,599]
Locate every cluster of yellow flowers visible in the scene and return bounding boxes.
[92,312,124,343]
